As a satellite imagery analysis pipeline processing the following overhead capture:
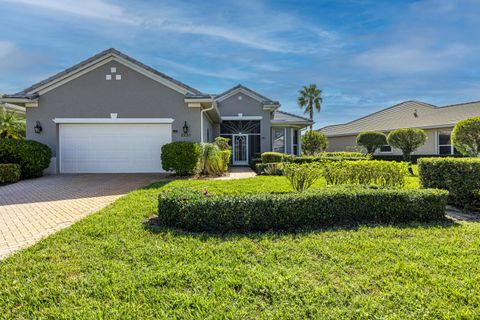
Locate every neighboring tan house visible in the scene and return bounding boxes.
[0,48,311,174]
[320,100,480,156]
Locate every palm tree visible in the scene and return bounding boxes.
[0,105,26,139]
[297,84,322,130]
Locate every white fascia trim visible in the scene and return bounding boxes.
[33,54,194,96]
[184,98,213,103]
[221,116,263,120]
[53,118,175,124]
[216,88,266,103]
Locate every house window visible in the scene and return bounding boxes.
[438,131,455,155]
[379,145,392,153]
[293,129,299,155]
[273,128,285,153]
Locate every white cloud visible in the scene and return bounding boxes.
[2,0,140,24]
[354,44,470,74]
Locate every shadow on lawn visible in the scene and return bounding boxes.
[143,216,460,241]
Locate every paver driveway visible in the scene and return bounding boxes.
[0,174,166,259]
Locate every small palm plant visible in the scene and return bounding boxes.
[298,84,322,130]
[0,106,26,139]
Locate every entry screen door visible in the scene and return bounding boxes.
[233,134,248,165]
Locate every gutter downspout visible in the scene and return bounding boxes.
[200,97,216,143]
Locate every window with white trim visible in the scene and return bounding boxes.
[438,131,455,155]
[273,128,285,153]
[379,145,392,153]
[293,129,299,155]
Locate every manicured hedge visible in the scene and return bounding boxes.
[374,154,464,164]
[291,156,366,164]
[0,139,51,179]
[249,157,262,170]
[0,163,21,183]
[158,187,448,232]
[261,152,292,163]
[320,152,368,158]
[322,160,409,187]
[161,141,201,176]
[418,157,480,208]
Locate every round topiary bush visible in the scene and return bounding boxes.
[301,130,328,155]
[0,139,52,179]
[356,131,387,155]
[161,141,201,176]
[452,116,480,156]
[387,128,427,162]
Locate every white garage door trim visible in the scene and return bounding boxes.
[56,118,173,173]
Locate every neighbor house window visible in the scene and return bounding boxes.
[379,145,392,153]
[438,131,455,155]
[293,129,299,155]
[273,128,285,153]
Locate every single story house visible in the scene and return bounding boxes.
[0,48,312,174]
[320,100,480,155]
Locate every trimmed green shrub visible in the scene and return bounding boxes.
[161,141,201,176]
[0,163,21,183]
[0,139,51,179]
[255,162,284,175]
[418,157,480,208]
[283,163,322,191]
[158,187,448,232]
[322,160,409,187]
[452,116,480,156]
[291,156,366,164]
[261,152,291,163]
[356,131,387,155]
[302,130,328,155]
[387,128,427,162]
[214,137,231,151]
[373,154,464,163]
[319,152,368,158]
[249,157,262,170]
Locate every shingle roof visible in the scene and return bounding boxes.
[10,48,204,96]
[320,100,480,136]
[272,110,313,123]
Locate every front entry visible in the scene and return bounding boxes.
[232,134,249,165]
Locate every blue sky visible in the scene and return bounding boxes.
[0,0,479,129]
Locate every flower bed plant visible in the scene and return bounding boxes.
[0,163,21,183]
[158,186,448,232]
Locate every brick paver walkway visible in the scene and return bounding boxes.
[0,174,166,259]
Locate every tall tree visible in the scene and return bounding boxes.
[297,84,322,130]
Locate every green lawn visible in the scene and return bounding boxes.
[1,176,479,319]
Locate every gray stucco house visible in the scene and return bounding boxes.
[1,48,312,173]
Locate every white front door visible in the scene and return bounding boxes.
[232,134,248,165]
[59,123,172,173]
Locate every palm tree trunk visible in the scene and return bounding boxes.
[309,101,313,130]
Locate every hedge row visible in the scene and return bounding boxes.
[158,187,448,232]
[373,154,464,164]
[0,164,21,183]
[323,160,408,187]
[0,140,51,179]
[255,162,284,175]
[418,157,480,208]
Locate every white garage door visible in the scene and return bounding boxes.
[59,123,172,173]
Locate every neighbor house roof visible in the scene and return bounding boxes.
[5,48,204,97]
[320,100,480,137]
[272,110,313,125]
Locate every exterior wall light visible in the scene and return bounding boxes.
[34,121,42,134]
[183,121,189,134]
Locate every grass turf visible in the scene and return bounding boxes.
[1,176,479,319]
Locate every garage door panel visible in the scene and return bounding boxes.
[59,123,171,173]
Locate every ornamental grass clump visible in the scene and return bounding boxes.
[200,143,231,176]
[282,163,322,191]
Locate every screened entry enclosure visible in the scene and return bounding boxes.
[220,120,261,165]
